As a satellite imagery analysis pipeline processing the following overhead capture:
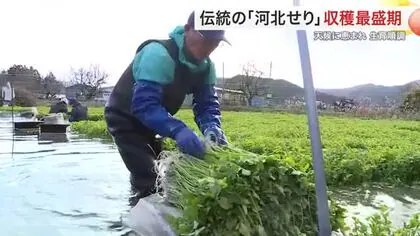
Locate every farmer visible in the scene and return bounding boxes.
[67,98,88,122]
[49,97,68,114]
[104,11,229,200]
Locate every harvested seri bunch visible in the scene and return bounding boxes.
[155,144,344,236]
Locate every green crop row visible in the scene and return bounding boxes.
[71,109,420,187]
[70,109,420,235]
[3,106,420,234]
[5,106,419,187]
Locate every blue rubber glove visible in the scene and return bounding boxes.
[131,80,189,138]
[203,126,228,145]
[192,85,228,146]
[174,127,205,159]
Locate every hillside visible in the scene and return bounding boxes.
[216,75,343,104]
[317,80,420,106]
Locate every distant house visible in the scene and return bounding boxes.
[250,97,265,107]
[65,84,94,99]
[65,84,83,98]
[0,80,15,106]
[216,87,246,106]
[87,84,246,106]
[316,101,327,110]
[94,86,114,104]
[183,87,245,106]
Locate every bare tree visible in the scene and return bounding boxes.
[42,72,64,98]
[69,64,109,99]
[237,62,267,106]
[400,89,420,113]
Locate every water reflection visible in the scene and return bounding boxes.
[0,113,136,236]
[332,183,420,227]
[38,133,69,144]
[13,128,39,136]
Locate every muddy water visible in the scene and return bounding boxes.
[0,111,419,235]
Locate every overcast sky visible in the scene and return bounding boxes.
[0,0,418,89]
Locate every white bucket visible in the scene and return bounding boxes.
[42,113,68,124]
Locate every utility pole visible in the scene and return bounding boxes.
[293,0,331,234]
[269,61,272,78]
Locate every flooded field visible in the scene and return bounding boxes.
[0,112,136,236]
[332,185,420,228]
[0,111,419,235]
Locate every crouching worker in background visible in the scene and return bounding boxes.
[104,11,229,204]
[49,97,68,114]
[67,98,88,122]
